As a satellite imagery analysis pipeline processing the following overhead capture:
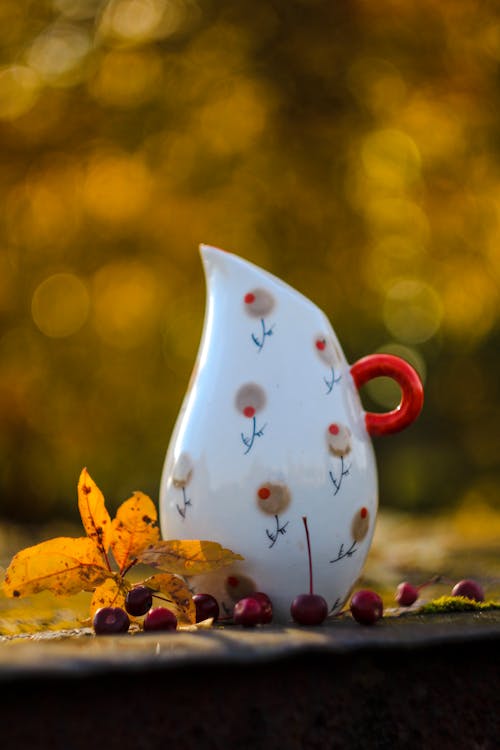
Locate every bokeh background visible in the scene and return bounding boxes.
[0,0,499,534]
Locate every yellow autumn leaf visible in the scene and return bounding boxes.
[78,468,112,554]
[145,573,196,624]
[3,537,110,598]
[110,492,160,573]
[90,577,129,619]
[138,540,244,576]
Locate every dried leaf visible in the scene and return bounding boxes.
[90,578,129,619]
[138,540,244,576]
[110,492,160,572]
[179,619,213,631]
[145,573,196,624]
[78,468,112,554]
[3,537,110,598]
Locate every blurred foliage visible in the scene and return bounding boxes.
[0,0,499,523]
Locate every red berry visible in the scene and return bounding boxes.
[316,339,326,350]
[193,593,219,623]
[350,590,383,625]
[244,293,255,304]
[93,607,130,635]
[452,579,484,602]
[253,592,273,624]
[291,593,328,625]
[328,424,339,435]
[258,487,271,500]
[290,517,327,626]
[125,585,153,616]
[233,597,263,627]
[143,607,177,632]
[395,582,419,607]
[243,406,255,418]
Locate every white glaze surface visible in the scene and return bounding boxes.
[160,245,378,621]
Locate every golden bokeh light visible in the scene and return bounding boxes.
[6,161,83,251]
[53,1,102,21]
[440,262,498,343]
[88,49,164,107]
[361,128,421,190]
[27,23,91,87]
[92,262,159,349]
[198,78,269,155]
[383,279,442,343]
[0,0,499,521]
[0,65,40,120]
[31,273,90,338]
[83,151,154,225]
[348,58,407,118]
[401,95,466,163]
[362,197,430,247]
[98,0,189,45]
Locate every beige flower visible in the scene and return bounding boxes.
[235,382,266,418]
[351,506,370,542]
[326,423,351,457]
[256,482,291,516]
[243,288,275,318]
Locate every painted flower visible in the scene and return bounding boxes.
[256,483,291,516]
[351,506,370,542]
[235,383,266,418]
[172,452,193,488]
[314,335,341,367]
[243,288,275,318]
[326,423,352,457]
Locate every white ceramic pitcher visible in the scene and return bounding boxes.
[160,245,423,622]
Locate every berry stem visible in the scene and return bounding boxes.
[120,557,138,578]
[417,574,444,591]
[302,516,314,595]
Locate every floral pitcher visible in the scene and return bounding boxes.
[160,245,424,622]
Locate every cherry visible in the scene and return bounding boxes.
[350,590,383,625]
[193,593,220,623]
[395,575,443,607]
[290,516,328,626]
[233,597,263,627]
[143,607,177,632]
[93,607,130,635]
[125,585,153,616]
[395,582,419,607]
[253,592,273,624]
[291,594,328,626]
[452,579,484,602]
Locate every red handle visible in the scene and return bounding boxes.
[350,354,424,437]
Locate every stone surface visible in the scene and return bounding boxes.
[0,612,498,749]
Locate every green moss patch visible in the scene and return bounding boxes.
[420,596,500,614]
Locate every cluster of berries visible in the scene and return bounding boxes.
[347,577,485,627]
[395,577,484,607]
[93,586,177,635]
